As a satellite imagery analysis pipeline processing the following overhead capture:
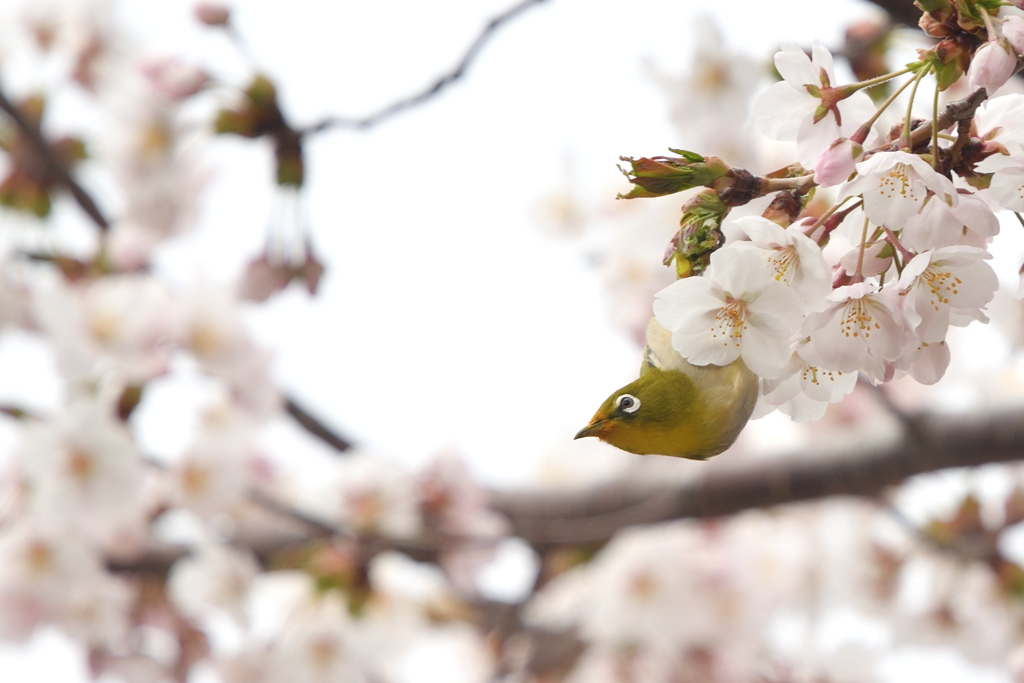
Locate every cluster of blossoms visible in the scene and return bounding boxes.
[0,3,513,682]
[620,2,1024,423]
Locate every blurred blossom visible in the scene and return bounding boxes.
[0,518,131,644]
[176,285,281,417]
[168,542,259,624]
[139,56,210,101]
[169,402,263,520]
[31,274,175,387]
[267,591,370,683]
[645,16,760,166]
[333,453,421,538]
[16,397,147,548]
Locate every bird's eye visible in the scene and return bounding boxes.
[616,394,640,413]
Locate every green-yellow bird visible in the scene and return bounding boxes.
[574,318,758,459]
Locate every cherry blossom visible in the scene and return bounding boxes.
[976,153,1024,211]
[0,519,131,644]
[974,93,1024,153]
[753,41,875,168]
[760,341,858,422]
[898,247,998,343]
[167,543,259,624]
[803,282,904,373]
[16,398,147,547]
[724,215,831,308]
[653,245,803,379]
[840,151,958,228]
[901,191,999,251]
[31,275,175,386]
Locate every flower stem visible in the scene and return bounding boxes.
[845,67,914,93]
[853,219,869,284]
[981,6,998,39]
[931,81,940,168]
[901,67,930,151]
[859,74,918,139]
[882,225,915,264]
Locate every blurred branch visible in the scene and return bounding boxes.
[284,396,354,452]
[301,0,550,134]
[489,407,1024,546]
[113,407,1024,574]
[0,85,111,231]
[862,0,922,27]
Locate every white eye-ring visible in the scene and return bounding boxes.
[616,394,640,413]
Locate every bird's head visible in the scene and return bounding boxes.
[574,368,710,459]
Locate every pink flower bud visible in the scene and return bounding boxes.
[1004,16,1024,56]
[968,40,1017,94]
[140,57,209,100]
[813,138,863,187]
[194,3,230,26]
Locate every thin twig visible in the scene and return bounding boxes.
[301,0,550,135]
[285,396,354,452]
[0,86,111,230]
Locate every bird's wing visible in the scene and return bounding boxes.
[642,317,690,374]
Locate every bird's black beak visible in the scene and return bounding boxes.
[574,420,606,440]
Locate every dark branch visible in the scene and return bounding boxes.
[113,407,1024,576]
[284,396,354,452]
[0,86,111,231]
[489,407,1024,547]
[301,0,550,134]
[862,0,923,27]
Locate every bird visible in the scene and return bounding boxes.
[574,318,758,459]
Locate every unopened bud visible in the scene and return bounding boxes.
[968,40,1017,95]
[663,189,727,278]
[814,138,863,187]
[617,149,730,199]
[195,3,230,26]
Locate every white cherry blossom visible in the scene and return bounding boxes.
[760,341,858,422]
[32,275,174,386]
[901,191,999,251]
[0,519,131,645]
[724,215,832,308]
[16,398,147,547]
[894,339,951,385]
[653,245,803,379]
[168,543,259,624]
[976,153,1024,211]
[898,247,998,343]
[974,93,1024,153]
[754,41,875,168]
[840,151,959,228]
[803,282,904,372]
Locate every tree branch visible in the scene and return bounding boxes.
[489,407,1024,546]
[284,396,354,452]
[301,0,550,135]
[862,0,922,28]
[0,86,111,230]
[111,406,1024,575]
